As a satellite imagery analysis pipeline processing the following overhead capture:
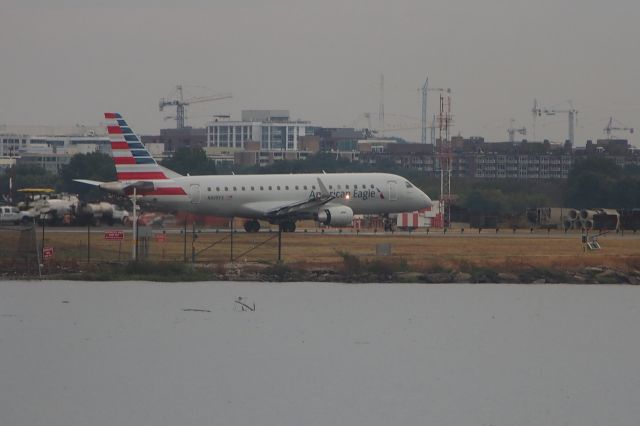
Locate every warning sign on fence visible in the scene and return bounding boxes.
[104,230,124,241]
[43,247,54,259]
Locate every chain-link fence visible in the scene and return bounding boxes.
[0,225,40,274]
[0,224,288,266]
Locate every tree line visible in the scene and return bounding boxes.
[2,148,638,213]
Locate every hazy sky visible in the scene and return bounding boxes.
[2,0,639,145]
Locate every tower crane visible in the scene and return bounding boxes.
[159,85,232,129]
[533,100,578,145]
[507,118,526,142]
[604,117,634,139]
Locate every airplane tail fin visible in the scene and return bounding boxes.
[104,112,181,182]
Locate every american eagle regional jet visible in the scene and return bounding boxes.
[76,113,432,232]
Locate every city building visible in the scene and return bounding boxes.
[206,110,311,152]
[1,130,111,173]
[357,136,640,179]
[158,127,207,152]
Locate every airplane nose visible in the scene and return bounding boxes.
[420,191,432,208]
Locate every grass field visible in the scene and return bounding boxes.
[17,226,640,274]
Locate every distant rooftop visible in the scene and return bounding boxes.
[0,124,107,137]
[241,109,290,122]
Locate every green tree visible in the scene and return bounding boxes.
[59,152,116,198]
[462,189,509,214]
[60,152,116,183]
[161,147,217,175]
[0,165,60,203]
[564,157,640,208]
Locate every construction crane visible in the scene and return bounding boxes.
[604,117,634,139]
[159,85,232,129]
[507,118,526,142]
[533,100,578,145]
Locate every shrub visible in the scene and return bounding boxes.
[263,261,292,282]
[337,250,362,276]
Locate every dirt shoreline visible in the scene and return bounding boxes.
[4,259,639,284]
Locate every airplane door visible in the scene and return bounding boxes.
[189,184,201,204]
[387,180,398,201]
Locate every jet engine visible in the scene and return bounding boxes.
[316,206,354,227]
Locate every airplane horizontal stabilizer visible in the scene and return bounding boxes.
[73,179,103,187]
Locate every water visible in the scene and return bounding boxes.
[1,280,639,426]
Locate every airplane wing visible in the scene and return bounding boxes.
[264,177,335,218]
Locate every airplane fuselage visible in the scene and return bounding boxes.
[137,172,430,219]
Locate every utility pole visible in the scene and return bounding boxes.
[132,187,137,261]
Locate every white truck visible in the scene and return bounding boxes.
[0,205,21,225]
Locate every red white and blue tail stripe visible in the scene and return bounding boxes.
[105,112,168,181]
[104,113,186,196]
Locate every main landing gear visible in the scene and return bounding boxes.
[245,219,296,233]
[279,221,296,233]
[244,219,261,233]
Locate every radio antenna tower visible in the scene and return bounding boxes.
[437,93,453,227]
[421,77,428,144]
[421,78,450,144]
[378,74,385,136]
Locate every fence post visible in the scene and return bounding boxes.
[192,221,196,263]
[183,217,187,263]
[87,221,91,264]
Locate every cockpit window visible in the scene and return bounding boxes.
[405,181,413,188]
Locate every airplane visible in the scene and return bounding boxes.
[75,113,432,232]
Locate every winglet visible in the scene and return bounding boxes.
[316,177,330,197]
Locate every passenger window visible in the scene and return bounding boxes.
[251,186,255,191]
[345,185,349,189]
[285,186,289,190]
[260,186,264,191]
[370,184,374,189]
[233,186,237,191]
[354,185,358,189]
[207,187,211,192]
[277,186,281,190]
[312,185,316,190]
[295,185,299,190]
[225,187,228,191]
[303,185,307,190]
[268,186,272,190]
[329,185,333,189]
[216,187,220,191]
[241,186,245,191]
